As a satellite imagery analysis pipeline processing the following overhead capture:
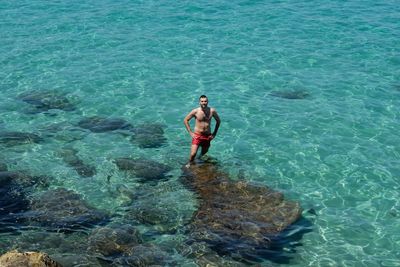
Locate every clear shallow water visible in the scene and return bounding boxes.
[1,0,400,266]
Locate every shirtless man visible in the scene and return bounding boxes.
[184,95,221,166]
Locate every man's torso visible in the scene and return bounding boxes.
[194,107,213,134]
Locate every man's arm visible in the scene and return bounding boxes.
[183,109,196,138]
[212,109,221,138]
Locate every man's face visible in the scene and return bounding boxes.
[199,97,208,108]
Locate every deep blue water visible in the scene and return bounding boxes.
[1,1,400,266]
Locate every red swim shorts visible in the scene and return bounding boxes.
[192,133,212,147]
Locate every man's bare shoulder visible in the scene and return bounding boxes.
[192,107,201,113]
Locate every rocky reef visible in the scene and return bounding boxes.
[87,224,174,266]
[28,188,109,232]
[0,158,308,266]
[181,162,304,264]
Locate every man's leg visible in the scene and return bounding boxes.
[189,144,199,162]
[200,144,209,157]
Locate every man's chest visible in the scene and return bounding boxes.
[195,110,211,122]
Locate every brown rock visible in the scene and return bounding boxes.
[0,250,62,267]
[181,162,303,262]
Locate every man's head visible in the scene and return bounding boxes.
[199,95,208,109]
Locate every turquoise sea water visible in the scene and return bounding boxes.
[1,0,400,266]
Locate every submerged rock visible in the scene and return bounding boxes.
[0,171,50,233]
[270,90,309,99]
[179,241,248,267]
[0,131,43,146]
[110,244,173,267]
[123,183,195,233]
[29,188,109,232]
[130,123,167,148]
[0,162,7,171]
[114,158,171,182]
[0,250,63,267]
[87,224,173,266]
[18,90,76,112]
[0,172,30,232]
[181,162,303,263]
[78,116,132,133]
[37,122,86,142]
[0,171,49,189]
[58,147,96,177]
[88,224,142,257]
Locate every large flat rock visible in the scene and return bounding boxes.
[181,162,303,263]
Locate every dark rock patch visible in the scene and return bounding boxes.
[0,162,7,171]
[18,90,76,112]
[110,244,173,267]
[130,123,167,148]
[0,171,49,190]
[88,224,142,257]
[38,122,85,141]
[270,90,309,99]
[0,132,43,146]
[122,184,195,233]
[78,116,132,133]
[114,158,171,182]
[87,224,173,266]
[179,241,248,267]
[29,188,109,232]
[0,172,30,233]
[58,148,96,177]
[181,162,306,264]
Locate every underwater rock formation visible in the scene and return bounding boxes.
[181,162,303,263]
[18,90,76,113]
[77,116,132,133]
[29,188,109,232]
[38,122,86,142]
[110,244,173,267]
[87,224,173,266]
[122,183,195,233]
[114,157,171,182]
[130,123,167,148]
[88,224,142,257]
[0,172,30,232]
[0,250,63,267]
[0,162,7,171]
[58,147,96,177]
[178,241,248,267]
[269,90,309,99]
[0,171,49,190]
[0,131,43,146]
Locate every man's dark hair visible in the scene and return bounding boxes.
[199,95,208,100]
